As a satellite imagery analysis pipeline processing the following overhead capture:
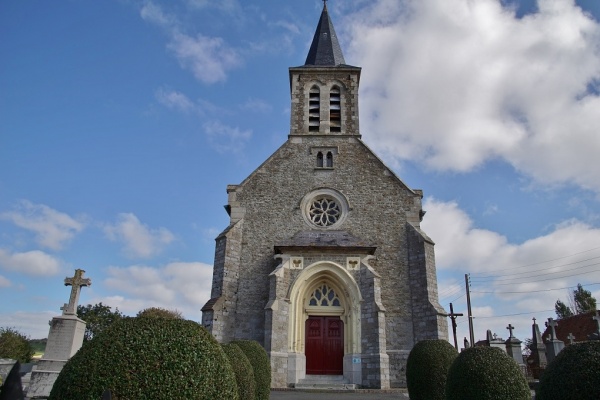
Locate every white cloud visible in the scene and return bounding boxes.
[241,98,273,113]
[0,200,85,250]
[155,87,195,112]
[423,197,600,343]
[346,0,600,192]
[155,88,226,116]
[103,213,175,259]
[0,310,56,339]
[101,261,214,319]
[423,197,600,275]
[204,120,252,154]
[140,1,242,84]
[168,32,241,84]
[0,249,61,276]
[140,1,178,29]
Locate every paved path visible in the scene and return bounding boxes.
[270,390,409,400]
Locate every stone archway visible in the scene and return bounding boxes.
[287,261,362,384]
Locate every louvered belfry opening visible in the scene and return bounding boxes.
[309,86,321,132]
[330,86,341,132]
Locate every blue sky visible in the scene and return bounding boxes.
[1,0,599,346]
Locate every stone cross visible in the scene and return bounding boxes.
[593,312,600,335]
[546,318,558,341]
[567,333,576,344]
[506,323,515,338]
[62,269,91,315]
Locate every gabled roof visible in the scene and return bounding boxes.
[304,3,346,66]
[541,310,599,343]
[275,230,377,254]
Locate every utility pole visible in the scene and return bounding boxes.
[465,273,475,346]
[448,303,463,350]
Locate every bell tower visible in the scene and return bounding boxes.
[289,3,361,136]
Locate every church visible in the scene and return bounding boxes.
[202,3,447,389]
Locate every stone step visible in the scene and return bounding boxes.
[295,375,357,390]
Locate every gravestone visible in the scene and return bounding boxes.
[544,317,564,363]
[27,269,91,399]
[0,359,16,383]
[530,317,547,379]
[0,361,24,400]
[486,329,506,351]
[504,323,524,365]
[589,312,600,340]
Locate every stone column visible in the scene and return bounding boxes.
[359,264,390,389]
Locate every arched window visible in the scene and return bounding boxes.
[308,284,342,307]
[326,151,333,167]
[309,86,320,132]
[317,152,324,167]
[330,86,341,132]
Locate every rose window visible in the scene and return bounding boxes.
[309,197,341,226]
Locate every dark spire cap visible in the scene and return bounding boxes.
[304,3,346,66]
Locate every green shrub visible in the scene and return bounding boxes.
[49,317,238,400]
[537,341,600,400]
[445,346,530,400]
[223,343,256,400]
[136,307,183,319]
[0,327,34,363]
[231,340,271,400]
[406,339,457,400]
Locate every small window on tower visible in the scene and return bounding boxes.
[317,152,324,167]
[330,86,341,133]
[309,86,320,132]
[326,151,333,167]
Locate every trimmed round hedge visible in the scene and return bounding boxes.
[222,343,256,400]
[49,317,239,400]
[406,339,458,400]
[231,340,271,400]
[537,341,600,400]
[445,346,530,400]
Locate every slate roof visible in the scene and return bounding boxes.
[304,3,346,66]
[275,230,377,254]
[541,310,600,343]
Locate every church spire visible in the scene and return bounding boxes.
[304,1,346,66]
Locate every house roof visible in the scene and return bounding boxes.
[541,310,599,343]
[304,3,346,67]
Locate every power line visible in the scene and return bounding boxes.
[471,282,600,294]
[439,286,463,300]
[473,309,555,319]
[471,256,600,281]
[469,246,600,275]
[479,265,600,286]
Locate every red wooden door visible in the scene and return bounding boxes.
[305,316,344,375]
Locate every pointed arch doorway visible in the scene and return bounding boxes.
[287,262,362,383]
[305,316,344,374]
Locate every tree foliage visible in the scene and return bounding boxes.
[555,284,597,319]
[77,303,124,341]
[0,327,34,363]
[573,284,596,313]
[555,300,574,319]
[136,307,183,319]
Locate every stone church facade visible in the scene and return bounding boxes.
[202,4,447,389]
